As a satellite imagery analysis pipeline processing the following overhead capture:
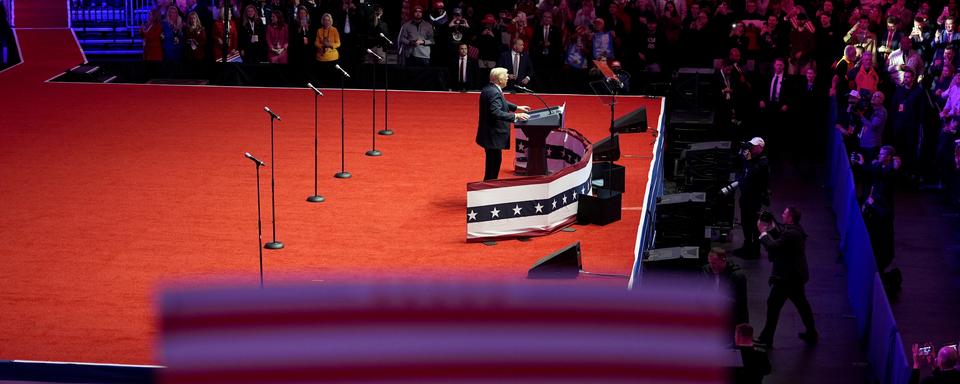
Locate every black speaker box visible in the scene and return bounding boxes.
[592,162,625,193]
[527,241,582,279]
[578,189,622,225]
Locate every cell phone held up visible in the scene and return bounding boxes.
[920,346,933,356]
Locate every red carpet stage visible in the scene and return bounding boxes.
[0,29,661,364]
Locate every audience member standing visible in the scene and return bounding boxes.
[142,7,164,61]
[755,206,819,348]
[890,69,926,179]
[365,5,389,64]
[289,6,314,67]
[315,13,341,74]
[497,38,534,90]
[162,5,185,62]
[239,4,267,63]
[450,43,478,91]
[399,5,435,66]
[212,8,239,61]
[266,10,288,63]
[854,146,902,285]
[185,11,207,62]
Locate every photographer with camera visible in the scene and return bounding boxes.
[844,90,887,162]
[730,137,770,260]
[753,206,818,349]
[852,145,902,288]
[910,342,960,384]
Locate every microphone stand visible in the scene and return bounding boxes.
[264,112,284,249]
[247,155,266,288]
[307,85,325,202]
[366,53,382,156]
[334,71,352,178]
[378,35,393,136]
[519,87,552,110]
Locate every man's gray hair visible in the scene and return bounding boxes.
[490,67,508,82]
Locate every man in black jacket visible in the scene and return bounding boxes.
[755,206,818,348]
[701,247,749,328]
[476,67,530,180]
[733,137,770,260]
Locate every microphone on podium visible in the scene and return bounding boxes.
[307,83,324,96]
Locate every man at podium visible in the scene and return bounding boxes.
[476,67,530,180]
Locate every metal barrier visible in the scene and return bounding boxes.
[69,0,150,31]
[628,97,667,289]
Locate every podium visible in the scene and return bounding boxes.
[515,104,565,176]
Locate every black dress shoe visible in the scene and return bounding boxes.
[798,331,819,344]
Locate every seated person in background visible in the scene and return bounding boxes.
[700,248,748,328]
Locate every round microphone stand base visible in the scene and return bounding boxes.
[334,171,352,179]
[306,195,326,203]
[377,129,394,136]
[365,149,382,157]
[264,241,284,250]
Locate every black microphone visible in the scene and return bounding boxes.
[513,85,550,110]
[366,48,384,62]
[244,152,266,166]
[307,83,324,96]
[263,106,281,121]
[334,64,351,78]
[379,32,394,45]
[514,85,534,93]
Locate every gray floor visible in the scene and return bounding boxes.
[885,185,960,375]
[729,156,869,384]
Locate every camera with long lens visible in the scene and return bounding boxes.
[759,210,775,224]
[720,180,739,196]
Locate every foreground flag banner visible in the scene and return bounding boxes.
[160,281,729,384]
[466,128,592,242]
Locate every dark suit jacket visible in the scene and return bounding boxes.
[529,23,563,62]
[476,83,518,150]
[496,50,534,88]
[760,223,809,284]
[759,72,792,109]
[450,55,479,91]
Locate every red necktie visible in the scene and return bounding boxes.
[459,57,465,82]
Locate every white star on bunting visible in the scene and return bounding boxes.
[552,199,558,209]
[534,202,544,213]
[572,191,578,200]
[562,195,568,204]
[467,210,478,221]
[513,205,523,215]
[490,207,500,218]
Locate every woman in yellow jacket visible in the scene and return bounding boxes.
[315,13,340,63]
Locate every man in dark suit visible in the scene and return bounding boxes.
[877,16,903,61]
[451,43,479,91]
[758,58,792,147]
[496,38,534,90]
[754,206,818,349]
[476,67,531,181]
[529,11,563,92]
